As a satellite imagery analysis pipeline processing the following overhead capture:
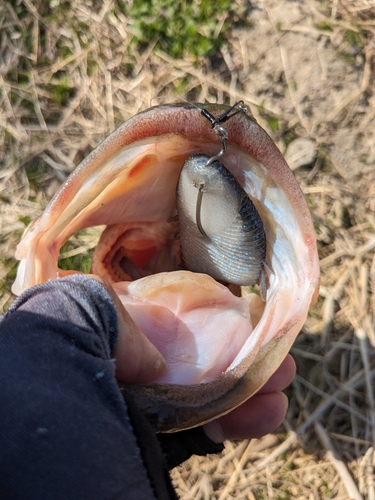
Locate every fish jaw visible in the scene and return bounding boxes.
[12,135,195,294]
[111,270,305,433]
[122,316,301,432]
[12,103,320,432]
[113,272,258,386]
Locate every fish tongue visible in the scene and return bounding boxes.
[112,271,253,385]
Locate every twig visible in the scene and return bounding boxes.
[295,374,374,426]
[356,328,375,444]
[327,46,373,122]
[217,441,254,500]
[315,422,363,500]
[154,50,282,117]
[256,368,375,470]
[264,2,310,133]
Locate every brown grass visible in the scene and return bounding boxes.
[1,0,375,498]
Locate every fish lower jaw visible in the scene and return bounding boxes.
[112,270,265,386]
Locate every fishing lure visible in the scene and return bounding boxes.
[177,102,266,287]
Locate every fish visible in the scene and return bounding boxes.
[12,102,320,432]
[177,153,266,287]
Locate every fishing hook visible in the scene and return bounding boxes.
[195,183,207,237]
[195,101,250,235]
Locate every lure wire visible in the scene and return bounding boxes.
[202,100,249,165]
[212,100,249,123]
[200,100,249,127]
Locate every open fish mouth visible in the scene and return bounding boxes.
[13,102,320,432]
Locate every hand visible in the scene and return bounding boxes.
[88,275,166,384]
[90,275,295,442]
[203,354,296,442]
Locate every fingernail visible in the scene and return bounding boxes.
[139,340,166,383]
[154,357,164,371]
[279,391,289,406]
[203,419,226,443]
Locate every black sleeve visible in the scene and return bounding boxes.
[0,275,223,500]
[0,275,176,500]
[157,427,224,470]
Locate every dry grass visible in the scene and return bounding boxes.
[1,0,375,498]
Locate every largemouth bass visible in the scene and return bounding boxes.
[13,102,320,432]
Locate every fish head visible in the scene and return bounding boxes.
[13,102,320,432]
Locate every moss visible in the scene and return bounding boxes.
[58,252,92,274]
[315,147,333,174]
[58,46,74,60]
[20,27,34,54]
[341,205,352,229]
[305,195,317,211]
[5,70,30,85]
[20,98,36,113]
[0,257,20,311]
[254,489,266,500]
[58,228,102,274]
[25,163,48,190]
[283,129,297,149]
[86,56,99,77]
[5,0,29,20]
[275,492,293,500]
[320,480,332,497]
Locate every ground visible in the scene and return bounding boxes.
[1,0,375,498]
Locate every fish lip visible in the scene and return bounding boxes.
[121,317,301,433]
[12,102,320,431]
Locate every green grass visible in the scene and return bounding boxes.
[0,257,20,313]
[57,228,102,274]
[58,251,92,274]
[344,28,364,49]
[119,0,250,60]
[314,20,333,31]
[47,78,75,105]
[266,115,280,133]
[58,240,94,274]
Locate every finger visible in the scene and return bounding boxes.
[204,391,288,443]
[257,354,296,394]
[88,275,166,384]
